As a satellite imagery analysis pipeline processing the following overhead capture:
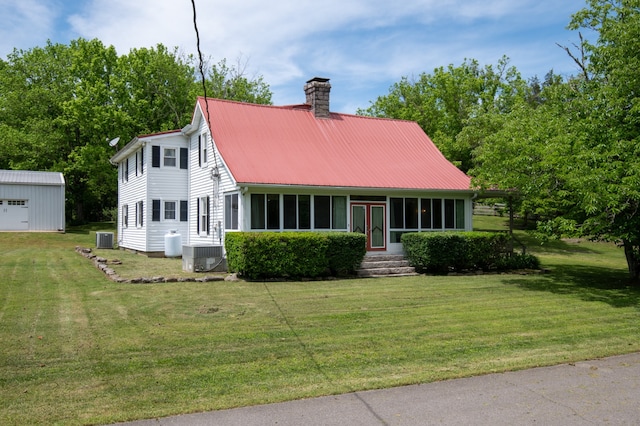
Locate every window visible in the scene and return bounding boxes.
[332,196,347,229]
[456,200,465,228]
[250,194,280,229]
[224,193,239,229]
[283,195,297,229]
[136,201,144,227]
[267,194,279,229]
[199,134,207,167]
[420,199,432,229]
[312,195,347,230]
[198,196,210,235]
[283,195,311,230]
[390,197,465,241]
[250,194,266,229]
[164,201,176,220]
[298,195,311,229]
[314,196,330,229]
[164,148,176,167]
[432,198,443,229]
[123,205,128,228]
[124,158,129,182]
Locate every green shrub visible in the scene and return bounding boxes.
[495,253,541,271]
[326,232,367,276]
[225,232,366,280]
[401,232,515,273]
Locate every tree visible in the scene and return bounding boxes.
[0,38,273,223]
[358,57,528,172]
[471,0,640,280]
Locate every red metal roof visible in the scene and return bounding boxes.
[198,97,471,191]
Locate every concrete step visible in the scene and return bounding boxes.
[358,254,417,277]
[357,266,418,277]
[360,260,411,269]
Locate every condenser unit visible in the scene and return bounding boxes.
[96,232,114,249]
[182,245,224,272]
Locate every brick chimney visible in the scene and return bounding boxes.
[304,77,331,118]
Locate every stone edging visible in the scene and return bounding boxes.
[75,246,236,283]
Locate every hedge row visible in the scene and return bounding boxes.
[225,232,366,280]
[401,231,539,273]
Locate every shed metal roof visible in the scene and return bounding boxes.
[198,98,472,192]
[0,170,65,186]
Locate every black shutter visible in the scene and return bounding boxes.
[152,145,160,168]
[140,148,144,174]
[206,196,210,235]
[180,200,188,222]
[135,152,138,176]
[125,158,129,181]
[197,200,200,234]
[152,199,161,222]
[180,147,188,169]
[198,135,202,167]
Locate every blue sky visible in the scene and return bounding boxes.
[0,0,591,114]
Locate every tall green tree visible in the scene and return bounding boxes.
[472,0,640,280]
[0,38,272,222]
[358,57,528,172]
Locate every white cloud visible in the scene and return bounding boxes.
[0,0,56,56]
[2,0,587,112]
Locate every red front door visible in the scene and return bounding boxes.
[351,203,386,251]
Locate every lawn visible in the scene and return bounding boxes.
[1,219,639,425]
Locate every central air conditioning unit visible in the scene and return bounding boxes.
[182,245,224,272]
[96,232,114,249]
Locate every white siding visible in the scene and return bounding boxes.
[187,114,235,248]
[117,148,148,251]
[0,182,65,231]
[116,133,189,253]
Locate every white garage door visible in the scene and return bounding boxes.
[0,200,29,230]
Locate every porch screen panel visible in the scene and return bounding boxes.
[267,194,280,229]
[421,198,432,229]
[432,199,442,229]
[332,196,347,229]
[298,195,311,229]
[405,198,418,229]
[251,194,265,229]
[444,199,455,229]
[283,195,297,229]
[390,198,403,228]
[314,196,330,229]
[455,199,465,229]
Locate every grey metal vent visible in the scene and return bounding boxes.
[182,245,224,272]
[96,232,114,249]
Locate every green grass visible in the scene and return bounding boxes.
[1,218,639,425]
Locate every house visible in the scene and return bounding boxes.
[110,77,473,260]
[109,130,189,252]
[0,169,65,232]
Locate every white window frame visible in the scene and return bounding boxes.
[224,192,239,230]
[164,200,177,221]
[136,201,144,228]
[199,196,209,236]
[163,148,177,167]
[123,204,128,228]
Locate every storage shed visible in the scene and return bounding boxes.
[0,170,66,232]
